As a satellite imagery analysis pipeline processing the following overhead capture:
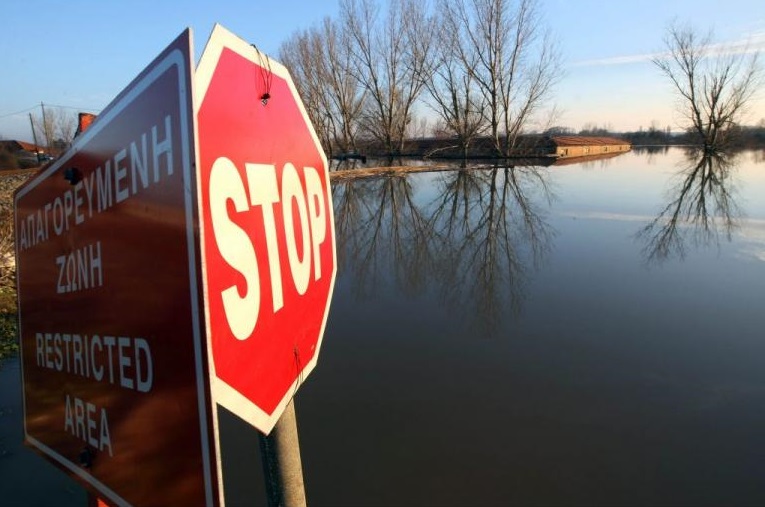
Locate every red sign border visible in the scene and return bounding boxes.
[13,29,219,507]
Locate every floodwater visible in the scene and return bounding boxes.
[5,147,765,505]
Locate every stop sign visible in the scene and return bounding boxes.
[195,25,337,434]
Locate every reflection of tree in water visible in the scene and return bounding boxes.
[638,149,741,263]
[333,175,433,298]
[429,166,553,333]
[332,164,554,336]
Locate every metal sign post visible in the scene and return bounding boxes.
[258,400,307,507]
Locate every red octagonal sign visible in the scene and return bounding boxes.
[196,25,337,434]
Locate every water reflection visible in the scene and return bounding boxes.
[638,149,741,263]
[332,164,553,335]
[333,175,434,297]
[631,145,671,165]
[429,167,553,331]
[750,149,765,164]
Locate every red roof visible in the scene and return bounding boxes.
[16,140,40,151]
[0,140,42,152]
[551,136,630,147]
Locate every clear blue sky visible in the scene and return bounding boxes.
[1,0,763,142]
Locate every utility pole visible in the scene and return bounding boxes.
[29,113,41,163]
[40,102,49,150]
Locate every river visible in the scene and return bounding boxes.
[4,147,765,505]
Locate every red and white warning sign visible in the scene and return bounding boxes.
[13,24,337,506]
[195,25,337,435]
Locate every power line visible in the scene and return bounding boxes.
[44,103,103,112]
[0,103,103,120]
[0,105,38,120]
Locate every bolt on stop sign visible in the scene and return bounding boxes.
[196,25,337,434]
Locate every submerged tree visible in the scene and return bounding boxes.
[279,18,365,160]
[653,22,762,152]
[424,0,488,159]
[441,0,561,157]
[341,0,436,155]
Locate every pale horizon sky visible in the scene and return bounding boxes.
[1,0,763,142]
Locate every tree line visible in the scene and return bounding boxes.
[278,0,561,160]
[552,121,765,149]
[280,1,761,158]
[6,9,759,166]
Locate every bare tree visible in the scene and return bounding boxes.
[56,113,76,146]
[280,28,335,156]
[653,22,762,151]
[32,107,55,150]
[319,17,366,155]
[443,0,561,157]
[424,0,488,159]
[31,106,76,151]
[341,0,436,155]
[280,17,366,160]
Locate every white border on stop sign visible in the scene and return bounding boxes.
[193,22,337,497]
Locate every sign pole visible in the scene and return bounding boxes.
[258,399,307,507]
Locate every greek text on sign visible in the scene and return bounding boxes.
[13,30,218,506]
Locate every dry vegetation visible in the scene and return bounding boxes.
[0,170,33,359]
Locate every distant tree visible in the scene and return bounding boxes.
[280,17,365,159]
[31,106,76,152]
[341,0,436,155]
[32,109,55,150]
[544,126,573,135]
[578,123,612,136]
[653,22,762,152]
[423,0,488,158]
[441,0,561,156]
[406,116,431,140]
[56,113,76,148]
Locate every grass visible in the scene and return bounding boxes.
[0,286,18,360]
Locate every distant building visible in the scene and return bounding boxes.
[547,136,631,158]
[363,133,632,159]
[0,140,54,168]
[0,140,43,154]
